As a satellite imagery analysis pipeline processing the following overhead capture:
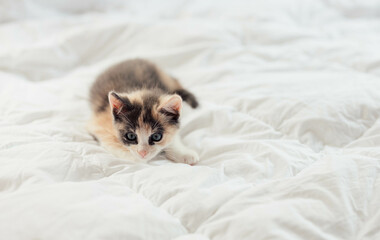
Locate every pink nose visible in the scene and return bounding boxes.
[138,150,147,158]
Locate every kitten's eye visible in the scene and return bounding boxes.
[125,132,137,141]
[151,133,162,142]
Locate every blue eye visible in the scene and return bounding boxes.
[151,133,162,142]
[125,132,137,141]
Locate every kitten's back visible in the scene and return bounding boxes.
[90,59,198,113]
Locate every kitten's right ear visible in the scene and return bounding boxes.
[159,94,182,115]
[108,91,131,117]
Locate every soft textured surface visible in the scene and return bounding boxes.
[1,0,380,239]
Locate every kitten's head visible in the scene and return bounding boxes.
[108,90,181,162]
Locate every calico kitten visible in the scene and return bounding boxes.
[87,59,199,164]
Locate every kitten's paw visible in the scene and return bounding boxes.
[180,150,200,165]
[166,149,200,165]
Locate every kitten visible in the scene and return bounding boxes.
[87,59,200,164]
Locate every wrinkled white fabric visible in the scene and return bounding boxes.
[1,0,380,239]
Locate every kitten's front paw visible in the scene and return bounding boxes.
[166,149,200,165]
[181,150,200,165]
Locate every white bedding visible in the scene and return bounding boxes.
[1,0,380,239]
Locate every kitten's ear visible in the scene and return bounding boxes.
[108,91,131,116]
[159,94,182,115]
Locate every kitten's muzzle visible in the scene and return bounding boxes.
[138,150,148,158]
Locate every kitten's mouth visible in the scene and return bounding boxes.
[132,151,155,162]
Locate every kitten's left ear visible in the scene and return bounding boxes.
[109,91,125,114]
[159,94,182,115]
[108,91,132,118]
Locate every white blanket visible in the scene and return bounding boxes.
[1,0,380,239]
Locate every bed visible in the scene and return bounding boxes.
[1,0,380,239]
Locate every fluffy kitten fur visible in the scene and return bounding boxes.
[88,59,199,164]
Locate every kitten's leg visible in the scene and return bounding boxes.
[165,134,200,165]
